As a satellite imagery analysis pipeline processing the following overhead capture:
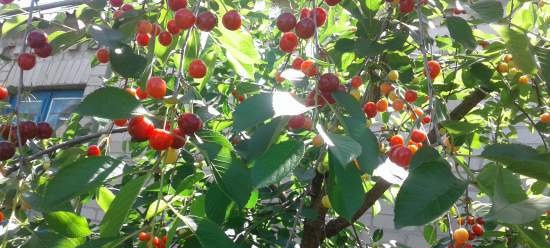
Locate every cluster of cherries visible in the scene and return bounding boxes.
[387,129,426,167]
[0,0,14,5]
[287,114,313,131]
[16,30,54,71]
[451,216,486,248]
[137,232,167,248]
[0,121,54,161]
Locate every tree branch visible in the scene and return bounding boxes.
[301,171,328,248]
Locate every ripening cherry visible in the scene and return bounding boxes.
[475,217,485,225]
[408,144,418,154]
[376,99,389,112]
[168,0,187,11]
[96,48,110,63]
[151,24,162,37]
[178,113,203,135]
[363,102,377,118]
[291,57,304,70]
[196,11,218,32]
[170,128,186,149]
[389,135,404,147]
[222,10,241,30]
[466,215,475,225]
[324,0,341,6]
[300,59,317,77]
[137,20,153,34]
[426,60,441,79]
[19,121,37,140]
[34,43,53,58]
[393,99,405,111]
[109,0,123,7]
[404,90,417,103]
[288,115,306,130]
[453,228,469,245]
[167,20,180,35]
[188,59,207,78]
[300,8,311,19]
[0,86,8,101]
[26,30,48,49]
[379,82,394,95]
[128,116,155,141]
[0,141,15,161]
[295,18,315,39]
[411,129,426,143]
[18,53,36,70]
[279,32,298,53]
[121,3,134,11]
[318,73,340,92]
[87,145,101,156]
[399,0,415,13]
[518,75,529,85]
[135,33,150,46]
[175,8,196,30]
[136,87,148,100]
[158,31,173,46]
[389,145,413,167]
[138,232,151,242]
[36,122,53,139]
[312,135,324,147]
[114,119,128,127]
[388,70,399,81]
[411,107,424,120]
[421,115,431,124]
[276,13,297,32]
[148,128,173,151]
[541,113,550,124]
[503,54,513,63]
[472,224,484,236]
[146,77,167,99]
[351,76,362,88]
[310,7,327,27]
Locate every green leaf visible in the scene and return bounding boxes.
[43,157,122,209]
[145,196,182,220]
[488,196,550,224]
[45,211,91,238]
[409,146,441,171]
[446,16,477,50]
[205,185,232,224]
[212,29,260,79]
[355,38,383,57]
[477,165,527,203]
[89,25,123,48]
[1,15,26,36]
[440,120,481,135]
[109,44,148,78]
[327,150,365,221]
[96,187,115,213]
[251,139,305,188]
[481,144,550,182]
[394,159,467,228]
[372,229,383,242]
[48,30,87,54]
[190,217,237,248]
[244,117,288,159]
[100,175,149,238]
[497,26,538,74]
[470,0,503,23]
[341,117,380,173]
[511,2,536,30]
[423,225,437,245]
[535,47,550,85]
[322,132,362,167]
[76,87,142,120]
[332,91,365,121]
[24,231,84,248]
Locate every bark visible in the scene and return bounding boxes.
[301,172,327,248]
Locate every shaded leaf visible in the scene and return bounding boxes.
[446,16,477,49]
[481,144,550,182]
[109,44,148,78]
[251,139,305,188]
[327,150,365,221]
[76,87,142,120]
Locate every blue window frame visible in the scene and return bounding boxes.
[8,90,83,129]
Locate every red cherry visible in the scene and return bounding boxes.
[300,8,311,19]
[109,0,123,7]
[222,10,241,31]
[178,113,203,135]
[128,116,155,141]
[404,90,417,103]
[322,90,337,104]
[389,145,413,167]
[167,20,180,35]
[96,48,110,63]
[137,20,153,34]
[18,53,36,70]
[421,115,431,124]
[152,236,161,246]
[426,60,441,79]
[148,128,173,151]
[324,0,341,6]
[351,76,362,88]
[146,77,167,99]
[279,32,298,53]
[1,124,10,140]
[0,86,8,101]
[151,24,162,37]
[121,3,134,11]
[295,18,315,39]
[136,87,148,100]
[19,121,37,140]
[310,7,327,27]
[171,128,187,149]
[466,215,475,225]
[175,8,196,30]
[26,30,48,49]
[138,232,151,242]
[87,145,101,156]
[0,141,15,161]
[300,60,317,77]
[167,0,187,11]
[399,0,415,13]
[291,57,304,70]
[389,135,404,147]
[475,217,485,225]
[158,31,173,46]
[363,102,377,118]
[468,231,476,240]
[472,224,484,236]
[188,59,207,79]
[305,90,326,107]
[196,11,217,32]
[34,43,52,58]
[276,13,296,32]
[410,129,426,143]
[136,33,150,47]
[288,115,306,129]
[318,73,340,92]
[114,119,128,127]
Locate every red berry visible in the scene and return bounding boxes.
[167,0,187,11]
[1,124,10,140]
[158,31,173,46]
[146,77,167,99]
[276,13,296,32]
[26,30,48,49]
[196,11,217,32]
[128,116,155,141]
[136,33,150,47]
[404,90,417,103]
[175,8,196,30]
[114,119,128,127]
[421,115,431,124]
[0,141,15,161]
[19,121,37,140]
[472,224,484,236]
[136,87,148,100]
[466,215,475,225]
[288,115,306,129]
[167,19,180,35]
[351,76,362,88]
[121,3,134,11]
[389,135,404,147]
[137,20,153,34]
[310,7,327,27]
[295,18,315,39]
[410,129,426,143]
[291,57,304,70]
[475,217,485,225]
[109,0,123,7]
[151,24,162,37]
[468,231,476,240]
[0,86,8,101]
[363,102,377,118]
[222,10,241,31]
[188,59,207,79]
[305,90,326,107]
[96,48,110,63]
[171,128,187,149]
[87,145,101,156]
[138,232,151,242]
[149,128,173,151]
[18,53,36,70]
[324,0,341,6]
[34,43,52,58]
[399,0,415,13]
[426,60,441,79]
[177,113,203,135]
[279,32,298,53]
[300,8,311,19]
[389,145,413,167]
[300,59,317,77]
[322,90,337,104]
[318,73,340,92]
